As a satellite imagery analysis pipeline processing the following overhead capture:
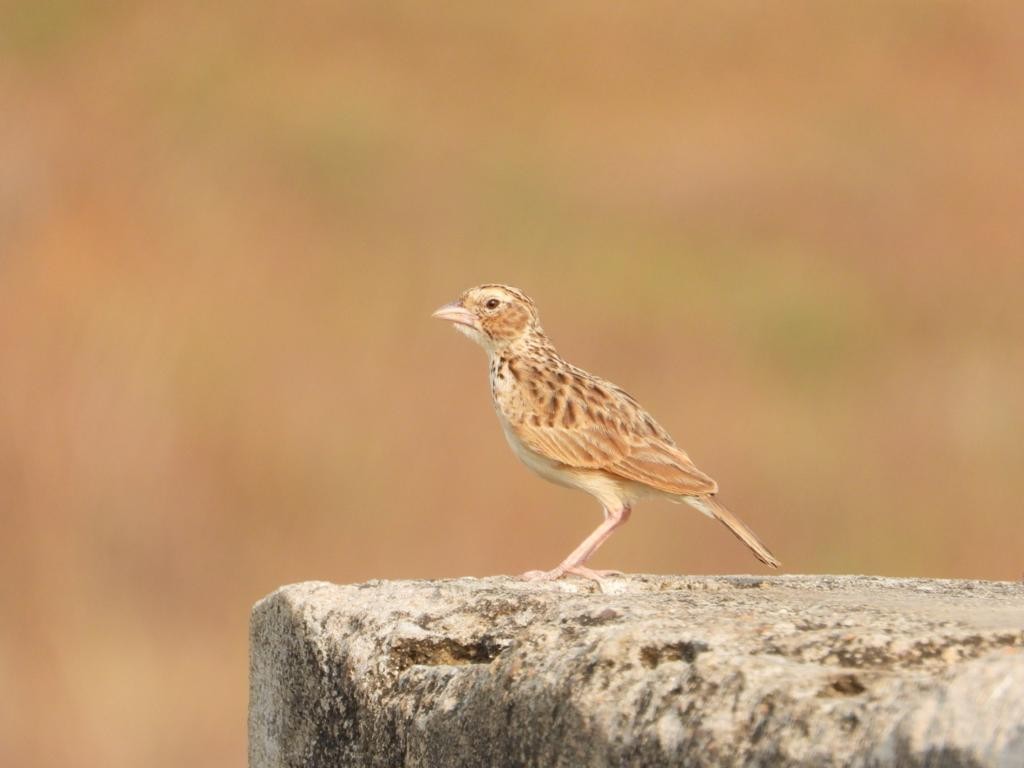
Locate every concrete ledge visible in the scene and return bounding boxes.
[249,575,1024,767]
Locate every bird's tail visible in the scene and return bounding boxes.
[686,496,781,569]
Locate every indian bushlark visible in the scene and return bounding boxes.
[433,284,780,581]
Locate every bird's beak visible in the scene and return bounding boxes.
[431,302,479,331]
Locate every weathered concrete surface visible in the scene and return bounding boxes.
[249,575,1024,767]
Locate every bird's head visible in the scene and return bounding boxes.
[432,284,542,352]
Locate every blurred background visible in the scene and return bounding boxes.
[2,1,1023,765]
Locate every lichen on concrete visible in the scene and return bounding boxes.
[249,575,1024,767]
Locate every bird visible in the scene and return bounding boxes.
[432,284,780,582]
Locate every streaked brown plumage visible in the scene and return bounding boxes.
[433,284,780,582]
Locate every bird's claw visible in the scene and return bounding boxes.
[519,565,622,584]
[519,568,565,581]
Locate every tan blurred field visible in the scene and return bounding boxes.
[2,1,1023,765]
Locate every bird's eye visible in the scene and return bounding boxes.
[485,298,501,310]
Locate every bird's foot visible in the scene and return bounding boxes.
[519,567,566,582]
[519,565,622,583]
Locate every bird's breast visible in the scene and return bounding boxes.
[489,356,528,416]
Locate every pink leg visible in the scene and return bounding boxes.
[522,505,632,583]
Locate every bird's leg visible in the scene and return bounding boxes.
[522,505,632,583]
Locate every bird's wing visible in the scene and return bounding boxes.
[510,389,718,496]
[608,440,718,496]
